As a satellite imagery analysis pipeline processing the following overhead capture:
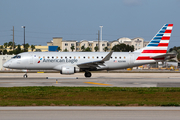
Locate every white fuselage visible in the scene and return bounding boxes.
[3,52,157,71]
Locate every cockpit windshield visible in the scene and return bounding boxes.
[12,55,21,59]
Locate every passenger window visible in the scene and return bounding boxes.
[115,57,117,59]
[65,56,67,58]
[111,57,112,59]
[56,56,58,59]
[88,56,90,59]
[61,57,63,59]
[43,56,45,58]
[74,56,76,59]
[97,57,99,59]
[124,57,126,59]
[119,57,121,59]
[84,56,85,59]
[70,57,71,59]
[52,56,54,59]
[92,56,94,59]
[47,56,49,59]
[78,56,80,59]
[101,56,103,59]
[39,56,41,59]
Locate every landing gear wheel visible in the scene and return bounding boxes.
[84,72,92,78]
[23,74,28,78]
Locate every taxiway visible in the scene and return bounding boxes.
[0,73,180,87]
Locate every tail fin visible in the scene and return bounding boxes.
[136,24,173,61]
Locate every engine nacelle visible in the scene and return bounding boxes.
[60,66,80,74]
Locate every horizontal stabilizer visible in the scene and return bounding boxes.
[151,53,176,59]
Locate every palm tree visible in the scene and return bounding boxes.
[63,48,68,52]
[4,42,8,49]
[85,47,91,52]
[9,46,12,51]
[57,47,61,52]
[94,46,99,52]
[0,45,3,55]
[0,45,3,50]
[25,43,30,52]
[104,47,108,52]
[71,46,75,52]
[8,41,13,47]
[81,46,85,52]
[31,45,35,51]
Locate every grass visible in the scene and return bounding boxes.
[0,87,180,106]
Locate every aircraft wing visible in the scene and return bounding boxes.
[151,53,176,59]
[77,51,113,68]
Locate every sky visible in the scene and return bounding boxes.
[0,0,180,49]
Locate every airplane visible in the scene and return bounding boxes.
[3,24,175,78]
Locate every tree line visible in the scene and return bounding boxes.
[0,41,36,55]
[0,41,134,55]
[61,44,134,52]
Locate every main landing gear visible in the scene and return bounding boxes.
[84,71,92,78]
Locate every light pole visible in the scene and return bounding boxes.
[22,26,25,52]
[99,26,103,52]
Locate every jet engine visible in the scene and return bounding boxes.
[60,66,80,74]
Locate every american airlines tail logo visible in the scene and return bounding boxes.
[37,58,42,63]
[136,24,173,61]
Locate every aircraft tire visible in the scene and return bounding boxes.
[85,72,91,78]
[23,74,28,78]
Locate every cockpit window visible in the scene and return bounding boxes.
[12,56,16,58]
[17,55,21,58]
[12,55,21,59]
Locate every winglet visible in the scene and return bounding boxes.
[102,51,113,61]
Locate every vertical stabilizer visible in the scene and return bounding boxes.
[136,24,173,61]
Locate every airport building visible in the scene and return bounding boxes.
[47,37,149,52]
[0,37,149,53]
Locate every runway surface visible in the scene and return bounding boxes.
[0,73,180,87]
[0,106,180,120]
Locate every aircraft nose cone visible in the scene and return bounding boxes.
[3,62,9,68]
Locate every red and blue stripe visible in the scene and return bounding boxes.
[136,24,173,61]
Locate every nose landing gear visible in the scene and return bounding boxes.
[22,70,28,78]
[23,74,28,78]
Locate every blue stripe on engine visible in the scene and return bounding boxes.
[165,24,169,26]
